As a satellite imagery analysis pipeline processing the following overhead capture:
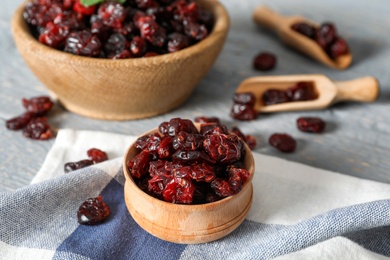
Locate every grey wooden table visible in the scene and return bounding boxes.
[1,0,389,193]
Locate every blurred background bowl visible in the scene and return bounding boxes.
[11,0,229,120]
[122,124,255,244]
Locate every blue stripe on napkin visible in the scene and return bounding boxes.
[53,177,186,260]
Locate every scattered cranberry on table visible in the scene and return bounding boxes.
[297,117,326,133]
[64,148,109,173]
[24,0,214,58]
[269,133,297,153]
[253,52,277,71]
[127,118,251,204]
[5,96,55,140]
[291,22,349,59]
[230,92,258,121]
[77,195,110,225]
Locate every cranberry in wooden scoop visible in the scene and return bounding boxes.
[252,5,352,70]
[235,74,379,113]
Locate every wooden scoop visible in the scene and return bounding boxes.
[236,75,379,113]
[253,5,352,70]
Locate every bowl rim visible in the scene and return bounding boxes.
[122,123,255,210]
[12,0,230,66]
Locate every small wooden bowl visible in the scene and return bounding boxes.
[122,125,255,244]
[12,1,229,120]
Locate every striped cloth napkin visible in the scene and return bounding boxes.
[1,129,389,260]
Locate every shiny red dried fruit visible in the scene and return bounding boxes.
[286,82,317,102]
[228,166,250,193]
[24,1,64,27]
[104,33,129,57]
[253,52,276,71]
[23,117,53,140]
[315,22,337,50]
[200,123,229,135]
[130,36,147,57]
[77,195,110,225]
[6,112,34,130]
[167,32,189,52]
[210,178,234,197]
[73,0,96,15]
[127,150,152,178]
[53,11,84,30]
[163,177,195,204]
[233,92,256,106]
[194,116,221,124]
[22,96,54,116]
[262,89,289,105]
[291,22,316,39]
[157,136,173,159]
[39,22,70,48]
[64,159,94,173]
[65,30,102,57]
[97,2,126,29]
[189,163,215,182]
[172,150,216,164]
[148,173,173,195]
[172,131,204,151]
[203,134,244,164]
[167,118,199,137]
[328,37,349,59]
[297,117,326,133]
[269,133,296,153]
[230,103,258,121]
[87,148,108,163]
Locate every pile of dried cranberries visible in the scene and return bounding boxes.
[127,118,251,205]
[291,22,349,59]
[24,0,214,58]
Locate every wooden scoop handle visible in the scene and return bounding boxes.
[334,77,379,103]
[253,5,289,31]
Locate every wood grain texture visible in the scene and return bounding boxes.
[1,0,390,193]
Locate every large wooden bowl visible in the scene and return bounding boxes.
[123,124,255,244]
[11,1,229,120]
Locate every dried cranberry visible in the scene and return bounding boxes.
[253,52,276,71]
[39,22,70,48]
[148,173,173,195]
[244,134,257,150]
[97,2,126,29]
[167,118,199,136]
[269,133,296,153]
[127,150,152,178]
[53,11,84,30]
[135,133,160,150]
[286,82,317,101]
[104,33,128,57]
[73,0,96,15]
[162,176,195,204]
[173,1,199,22]
[158,121,170,136]
[200,123,229,135]
[203,134,243,164]
[233,92,256,106]
[23,117,53,140]
[228,166,250,193]
[5,112,34,130]
[157,136,173,159]
[172,131,204,151]
[194,116,220,124]
[24,1,64,27]
[130,36,147,57]
[77,195,110,225]
[22,96,54,116]
[315,23,337,50]
[172,150,216,164]
[116,22,137,39]
[144,52,158,57]
[262,89,290,105]
[87,148,108,163]
[64,159,94,173]
[90,15,110,40]
[328,37,349,59]
[230,103,258,121]
[189,163,215,182]
[184,22,208,40]
[291,22,316,39]
[65,30,102,57]
[297,117,326,133]
[210,178,234,197]
[167,32,189,52]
